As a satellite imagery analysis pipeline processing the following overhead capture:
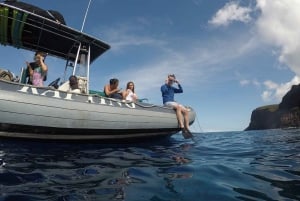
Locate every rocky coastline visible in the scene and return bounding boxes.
[245,84,300,130]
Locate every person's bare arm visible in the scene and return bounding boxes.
[37,55,48,73]
[26,62,33,76]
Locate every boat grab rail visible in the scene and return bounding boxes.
[88,92,162,108]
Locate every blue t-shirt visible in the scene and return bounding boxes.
[160,84,183,104]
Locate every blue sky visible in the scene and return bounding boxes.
[1,0,300,132]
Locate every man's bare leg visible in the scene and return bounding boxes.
[183,110,190,130]
[175,106,184,128]
[181,107,193,138]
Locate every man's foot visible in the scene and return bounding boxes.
[181,128,193,139]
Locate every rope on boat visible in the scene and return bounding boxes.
[195,114,203,132]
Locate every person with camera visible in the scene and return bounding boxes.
[161,74,192,138]
[26,51,48,87]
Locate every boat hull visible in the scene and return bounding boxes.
[0,80,196,140]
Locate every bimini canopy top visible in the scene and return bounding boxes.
[0,2,110,64]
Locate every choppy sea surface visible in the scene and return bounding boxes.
[0,129,300,201]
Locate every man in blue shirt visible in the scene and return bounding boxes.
[161,74,192,138]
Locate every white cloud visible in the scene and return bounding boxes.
[240,79,261,87]
[208,0,300,103]
[240,79,250,86]
[253,80,260,87]
[209,1,252,26]
[254,0,300,102]
[261,90,273,102]
[263,80,278,90]
[261,76,300,102]
[255,0,300,77]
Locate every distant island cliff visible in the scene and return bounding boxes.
[245,84,300,130]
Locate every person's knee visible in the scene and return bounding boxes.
[173,105,181,110]
[182,109,189,115]
[175,106,182,112]
[180,106,188,112]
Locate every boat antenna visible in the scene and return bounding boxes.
[81,0,92,32]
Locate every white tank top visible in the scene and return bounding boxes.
[126,89,136,101]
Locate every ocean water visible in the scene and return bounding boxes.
[0,129,299,201]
